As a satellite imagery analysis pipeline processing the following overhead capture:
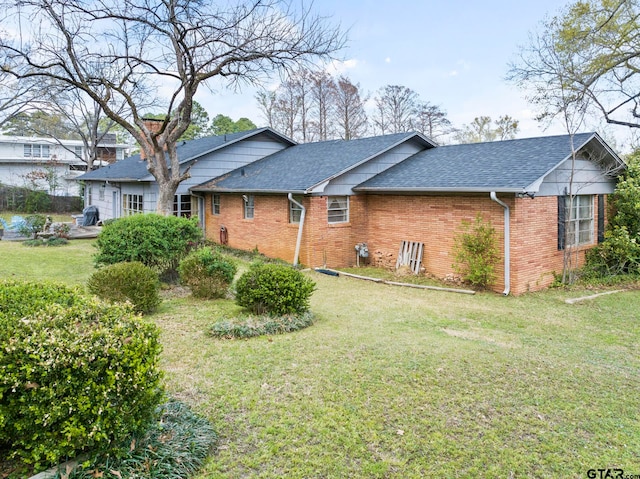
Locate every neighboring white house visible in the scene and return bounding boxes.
[76,127,295,226]
[0,135,129,197]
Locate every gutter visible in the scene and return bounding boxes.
[490,192,510,296]
[288,193,306,267]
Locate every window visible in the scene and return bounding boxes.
[99,184,105,201]
[559,195,594,248]
[23,144,50,158]
[243,195,254,219]
[289,195,303,223]
[173,195,192,217]
[212,194,220,215]
[327,196,349,223]
[123,194,144,216]
[74,146,83,158]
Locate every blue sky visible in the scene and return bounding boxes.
[196,0,584,140]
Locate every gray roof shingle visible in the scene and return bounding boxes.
[193,132,433,193]
[355,132,600,193]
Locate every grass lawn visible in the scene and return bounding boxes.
[0,239,96,284]
[4,241,640,478]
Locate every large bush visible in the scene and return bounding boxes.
[178,247,237,299]
[235,263,316,316]
[585,156,640,277]
[0,280,163,470]
[87,261,161,313]
[94,214,202,278]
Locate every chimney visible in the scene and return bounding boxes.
[140,117,165,160]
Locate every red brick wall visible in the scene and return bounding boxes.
[510,195,604,294]
[202,192,606,295]
[362,194,507,291]
[204,193,302,263]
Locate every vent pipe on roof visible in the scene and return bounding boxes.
[490,192,510,296]
[288,193,306,267]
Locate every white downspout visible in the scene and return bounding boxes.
[490,192,510,296]
[288,193,306,267]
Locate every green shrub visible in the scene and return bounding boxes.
[16,214,46,239]
[235,263,316,315]
[94,214,202,278]
[452,214,500,289]
[66,400,217,479]
[210,311,315,339]
[22,237,69,247]
[584,156,640,279]
[0,280,164,470]
[24,190,51,213]
[87,261,161,314]
[178,247,237,299]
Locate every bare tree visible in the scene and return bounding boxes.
[43,85,128,170]
[0,0,345,214]
[412,101,451,141]
[334,76,368,140]
[309,70,336,141]
[372,85,418,134]
[454,116,519,143]
[256,89,278,129]
[274,78,302,140]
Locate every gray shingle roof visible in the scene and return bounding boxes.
[193,132,434,193]
[77,127,293,182]
[355,132,601,193]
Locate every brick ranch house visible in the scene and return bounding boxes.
[191,131,625,295]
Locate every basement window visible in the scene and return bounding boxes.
[327,196,349,223]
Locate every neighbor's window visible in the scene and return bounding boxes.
[173,194,191,218]
[327,196,349,223]
[561,195,594,248]
[289,195,303,223]
[243,194,255,219]
[23,144,50,158]
[74,146,83,159]
[212,194,220,215]
[122,194,144,216]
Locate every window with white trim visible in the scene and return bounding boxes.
[562,195,594,247]
[243,195,254,219]
[74,146,83,159]
[327,196,349,223]
[173,194,191,218]
[212,194,220,215]
[289,195,303,223]
[122,194,144,216]
[23,144,50,158]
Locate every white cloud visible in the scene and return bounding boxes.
[325,58,360,76]
[385,57,391,63]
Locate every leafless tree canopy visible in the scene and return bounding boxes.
[0,0,345,213]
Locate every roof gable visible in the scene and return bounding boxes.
[77,127,294,182]
[193,132,435,193]
[355,132,624,193]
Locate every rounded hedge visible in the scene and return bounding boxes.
[235,263,316,316]
[0,280,164,469]
[87,261,161,314]
[94,214,202,278]
[178,247,237,299]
